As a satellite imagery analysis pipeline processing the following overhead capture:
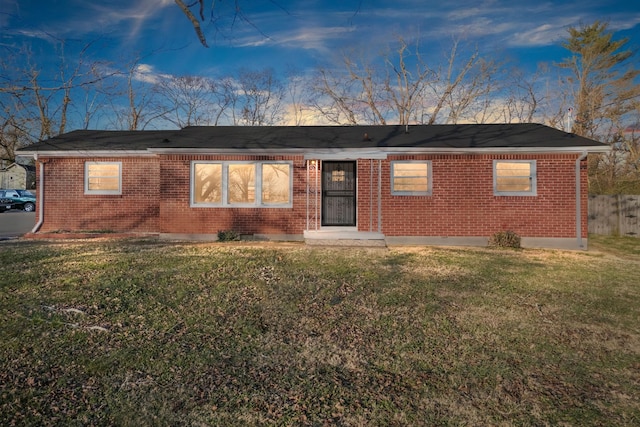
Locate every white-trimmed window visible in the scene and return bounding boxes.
[191,161,292,207]
[391,161,432,195]
[493,160,537,196]
[85,162,122,195]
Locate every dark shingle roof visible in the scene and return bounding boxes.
[18,124,608,153]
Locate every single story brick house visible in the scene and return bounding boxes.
[18,124,609,249]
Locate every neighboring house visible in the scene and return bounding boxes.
[17,124,609,249]
[0,162,28,189]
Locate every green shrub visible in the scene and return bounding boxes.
[488,230,521,248]
[217,229,241,242]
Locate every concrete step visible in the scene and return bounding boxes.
[304,230,386,247]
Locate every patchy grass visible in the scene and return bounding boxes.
[0,237,639,426]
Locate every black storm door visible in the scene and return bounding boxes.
[322,161,356,226]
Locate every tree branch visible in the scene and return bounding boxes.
[175,0,209,47]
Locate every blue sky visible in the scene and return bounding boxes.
[1,0,640,130]
[3,0,639,76]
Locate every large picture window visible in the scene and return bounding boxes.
[391,161,432,195]
[493,160,537,196]
[85,162,122,195]
[191,161,292,207]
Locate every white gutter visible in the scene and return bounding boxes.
[31,155,44,233]
[576,151,588,249]
[17,150,154,158]
[19,146,610,158]
[149,146,610,156]
[304,151,388,160]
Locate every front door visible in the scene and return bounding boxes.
[322,161,356,226]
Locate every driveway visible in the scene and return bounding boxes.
[0,211,36,240]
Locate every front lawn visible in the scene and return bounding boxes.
[1,236,638,425]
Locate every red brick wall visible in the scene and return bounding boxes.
[35,157,160,233]
[355,159,382,233]
[35,152,588,239]
[370,153,588,238]
[158,155,307,235]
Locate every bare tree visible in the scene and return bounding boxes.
[284,67,314,126]
[383,38,432,125]
[345,56,388,124]
[234,68,285,126]
[499,67,543,124]
[108,57,166,130]
[0,39,112,159]
[174,0,290,48]
[310,67,361,125]
[174,0,211,47]
[0,115,30,162]
[312,37,500,126]
[311,47,405,125]
[211,76,240,125]
[459,63,544,125]
[415,38,499,125]
[156,75,220,128]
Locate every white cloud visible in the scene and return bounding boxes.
[254,26,356,50]
[132,63,171,84]
[4,0,176,42]
[509,23,567,47]
[106,62,169,85]
[609,15,640,32]
[84,0,175,40]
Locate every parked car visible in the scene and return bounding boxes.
[0,196,11,213]
[0,189,36,212]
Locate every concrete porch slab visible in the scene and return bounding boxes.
[304,230,386,247]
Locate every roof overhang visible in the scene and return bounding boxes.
[147,147,392,160]
[18,145,611,158]
[379,146,612,154]
[17,151,156,158]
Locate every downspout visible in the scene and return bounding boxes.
[31,155,44,233]
[377,159,382,233]
[305,160,311,230]
[369,159,373,232]
[575,151,588,249]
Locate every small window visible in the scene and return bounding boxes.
[331,170,345,182]
[494,160,536,196]
[85,162,121,195]
[391,161,431,195]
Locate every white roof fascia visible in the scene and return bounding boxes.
[17,150,156,157]
[304,151,388,160]
[20,145,610,158]
[379,146,611,154]
[148,148,307,155]
[150,146,610,157]
[149,147,389,159]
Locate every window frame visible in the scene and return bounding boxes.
[84,161,122,195]
[493,160,537,196]
[190,160,293,208]
[390,160,432,196]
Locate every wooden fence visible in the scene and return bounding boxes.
[588,195,640,237]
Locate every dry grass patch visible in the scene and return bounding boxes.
[0,237,638,426]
